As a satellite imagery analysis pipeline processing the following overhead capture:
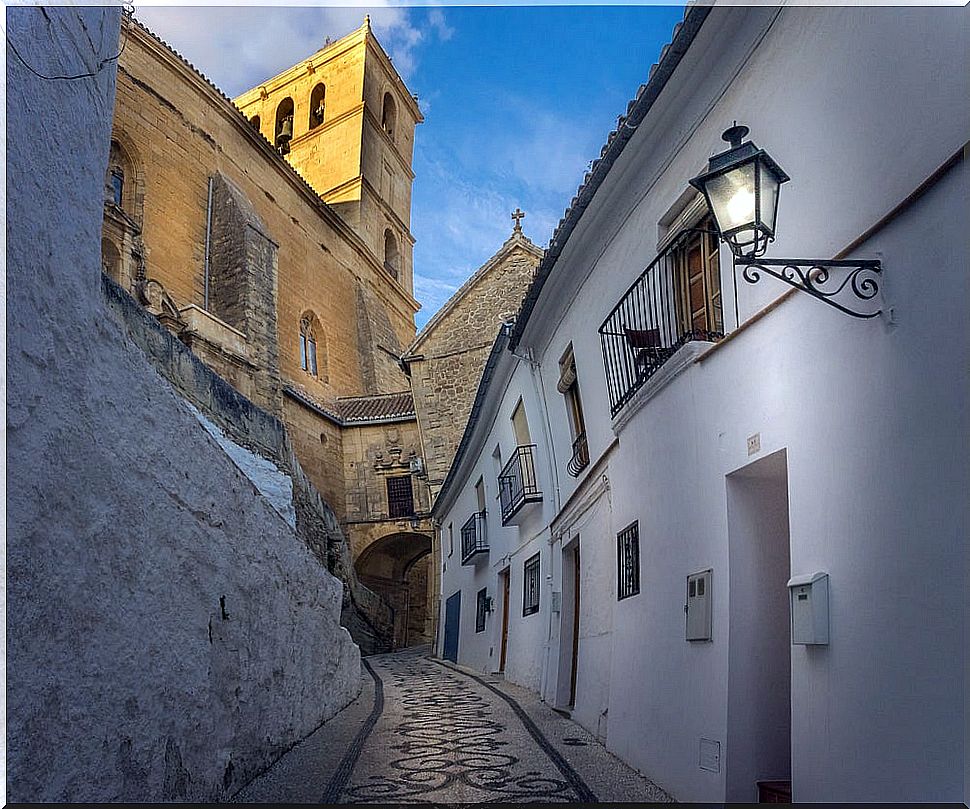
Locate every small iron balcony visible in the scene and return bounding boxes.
[598,226,725,416]
[460,511,488,565]
[566,432,589,477]
[498,444,542,525]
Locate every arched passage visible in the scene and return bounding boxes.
[355,531,431,649]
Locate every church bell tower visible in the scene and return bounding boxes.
[233,16,423,296]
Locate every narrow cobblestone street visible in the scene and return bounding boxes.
[236,647,672,803]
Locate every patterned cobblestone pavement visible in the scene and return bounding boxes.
[236,646,672,804]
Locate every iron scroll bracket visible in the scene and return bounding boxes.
[735,257,883,319]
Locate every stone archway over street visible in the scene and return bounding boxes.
[355,532,432,649]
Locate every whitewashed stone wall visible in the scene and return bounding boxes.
[6,6,360,801]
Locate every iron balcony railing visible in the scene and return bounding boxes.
[566,432,589,477]
[460,511,488,564]
[598,228,724,416]
[498,444,542,524]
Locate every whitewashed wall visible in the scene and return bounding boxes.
[522,5,968,803]
[437,5,967,802]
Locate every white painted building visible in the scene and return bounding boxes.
[433,6,968,803]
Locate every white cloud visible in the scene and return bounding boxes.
[427,8,454,42]
[134,5,453,96]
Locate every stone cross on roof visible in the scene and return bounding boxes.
[512,208,525,232]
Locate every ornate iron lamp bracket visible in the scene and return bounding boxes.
[735,257,882,319]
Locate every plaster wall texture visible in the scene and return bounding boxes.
[6,7,361,800]
[435,5,967,803]
[187,403,297,528]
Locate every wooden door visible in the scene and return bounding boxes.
[569,545,581,706]
[499,570,510,672]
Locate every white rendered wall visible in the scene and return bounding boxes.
[438,7,967,801]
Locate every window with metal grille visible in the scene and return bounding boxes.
[617,522,640,600]
[523,552,540,616]
[475,588,488,633]
[386,475,414,519]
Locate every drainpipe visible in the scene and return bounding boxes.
[203,175,214,310]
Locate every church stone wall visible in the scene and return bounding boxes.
[6,7,363,800]
[407,239,542,492]
[111,22,416,410]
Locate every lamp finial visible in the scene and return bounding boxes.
[722,123,749,150]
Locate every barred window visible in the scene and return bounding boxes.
[476,588,488,633]
[523,552,540,616]
[386,475,414,519]
[617,522,640,600]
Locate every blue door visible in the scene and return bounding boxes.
[443,591,461,662]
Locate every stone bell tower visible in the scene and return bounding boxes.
[234,17,423,296]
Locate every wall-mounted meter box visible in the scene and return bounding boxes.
[686,569,713,641]
[788,572,829,645]
[551,591,562,613]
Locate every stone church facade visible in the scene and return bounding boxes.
[102,15,540,652]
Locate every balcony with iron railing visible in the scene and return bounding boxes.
[566,432,589,477]
[598,227,724,417]
[460,511,488,565]
[498,444,542,525]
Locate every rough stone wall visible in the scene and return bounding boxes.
[355,282,410,394]
[341,420,429,527]
[6,6,363,800]
[283,396,348,520]
[407,238,541,493]
[207,172,282,414]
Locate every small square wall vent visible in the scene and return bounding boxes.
[699,737,721,773]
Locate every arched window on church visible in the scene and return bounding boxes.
[275,97,294,154]
[309,84,326,129]
[250,114,261,132]
[300,316,318,376]
[381,92,397,140]
[106,139,135,213]
[383,229,399,280]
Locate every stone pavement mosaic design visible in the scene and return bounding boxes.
[332,649,594,803]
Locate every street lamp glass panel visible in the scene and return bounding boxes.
[705,162,757,235]
[760,165,781,236]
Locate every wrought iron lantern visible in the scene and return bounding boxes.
[689,124,789,259]
[690,123,882,319]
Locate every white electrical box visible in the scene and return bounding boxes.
[686,569,712,641]
[788,572,829,645]
[551,591,562,613]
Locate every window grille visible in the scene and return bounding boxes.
[476,588,488,633]
[523,552,540,616]
[386,475,414,519]
[617,522,640,600]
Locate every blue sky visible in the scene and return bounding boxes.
[135,5,687,328]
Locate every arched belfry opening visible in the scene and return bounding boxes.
[275,97,294,154]
[309,83,326,129]
[383,229,399,280]
[355,532,432,649]
[381,92,397,140]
